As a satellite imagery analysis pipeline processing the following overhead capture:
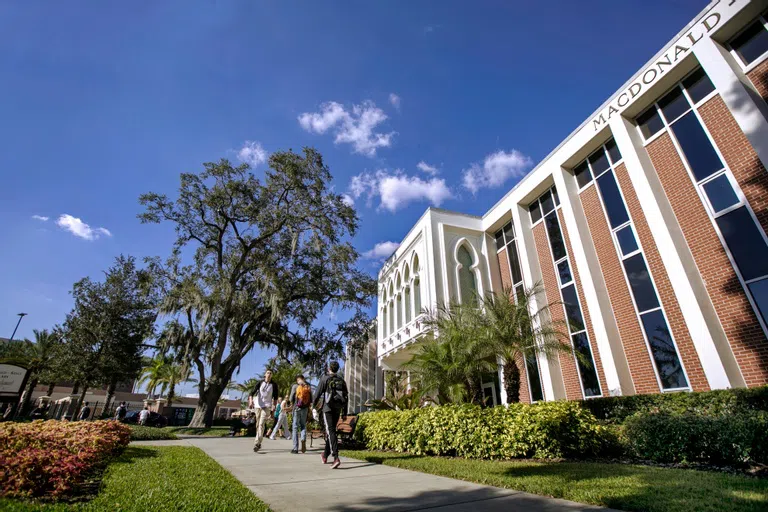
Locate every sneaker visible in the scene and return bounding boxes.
[253,444,261,452]
[301,440,306,453]
[269,436,275,441]
[291,449,299,454]
[321,454,327,464]
[332,458,341,469]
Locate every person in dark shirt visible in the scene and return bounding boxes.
[312,361,348,469]
[78,402,91,421]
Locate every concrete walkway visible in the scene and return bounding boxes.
[135,437,616,511]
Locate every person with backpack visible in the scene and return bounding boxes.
[114,402,127,422]
[289,374,312,454]
[78,402,91,421]
[249,369,279,452]
[312,361,348,469]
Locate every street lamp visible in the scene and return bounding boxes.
[8,312,28,342]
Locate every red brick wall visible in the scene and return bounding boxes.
[746,58,768,103]
[614,164,709,391]
[646,129,768,387]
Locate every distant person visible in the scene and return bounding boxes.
[1,403,12,421]
[289,374,312,454]
[266,396,282,438]
[78,402,91,421]
[115,402,127,422]
[138,406,150,426]
[249,369,278,452]
[270,396,292,441]
[313,361,348,469]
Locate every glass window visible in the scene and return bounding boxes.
[703,174,740,213]
[508,242,523,285]
[658,86,690,123]
[596,171,630,229]
[731,20,768,65]
[623,253,660,312]
[574,161,592,188]
[503,222,515,242]
[404,287,411,323]
[544,213,567,261]
[561,284,585,332]
[640,310,689,389]
[616,225,639,256]
[638,107,664,140]
[540,190,555,215]
[683,68,715,104]
[671,111,724,181]
[748,278,768,326]
[525,353,544,402]
[606,139,622,164]
[571,332,601,397]
[716,206,768,281]
[530,200,542,224]
[552,187,560,206]
[589,148,610,177]
[557,260,572,286]
[458,245,477,305]
[494,230,505,250]
[414,278,421,315]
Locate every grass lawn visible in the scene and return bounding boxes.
[1,446,270,512]
[341,450,768,512]
[166,426,231,437]
[127,425,179,441]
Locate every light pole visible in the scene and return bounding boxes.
[8,312,28,342]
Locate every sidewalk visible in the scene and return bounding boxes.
[136,437,616,511]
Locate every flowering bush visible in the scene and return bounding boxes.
[0,420,131,499]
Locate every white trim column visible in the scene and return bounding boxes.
[610,114,739,389]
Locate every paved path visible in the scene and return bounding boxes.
[134,437,616,511]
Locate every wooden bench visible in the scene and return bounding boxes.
[309,414,357,447]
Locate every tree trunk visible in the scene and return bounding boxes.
[167,381,176,407]
[18,377,39,417]
[503,360,521,404]
[188,385,223,428]
[45,382,55,396]
[104,377,117,417]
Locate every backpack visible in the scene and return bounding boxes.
[295,383,312,408]
[324,375,345,406]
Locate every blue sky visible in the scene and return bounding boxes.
[0,0,706,395]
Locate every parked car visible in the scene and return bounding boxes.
[123,410,168,427]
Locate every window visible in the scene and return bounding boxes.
[530,200,542,224]
[702,174,740,213]
[457,245,477,305]
[637,107,664,139]
[413,256,421,316]
[545,213,567,261]
[670,112,724,181]
[596,171,629,227]
[573,139,623,189]
[404,286,411,323]
[616,226,639,256]
[574,161,592,188]
[525,353,544,402]
[682,68,715,103]
[730,17,768,66]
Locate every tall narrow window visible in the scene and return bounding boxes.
[396,276,403,330]
[729,15,768,66]
[404,267,411,324]
[413,256,421,317]
[530,187,602,398]
[457,245,477,305]
[636,67,768,336]
[577,140,689,390]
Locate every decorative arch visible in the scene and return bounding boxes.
[403,264,412,324]
[411,253,422,317]
[453,238,482,305]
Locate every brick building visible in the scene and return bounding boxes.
[377,0,768,404]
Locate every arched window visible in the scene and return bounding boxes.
[396,275,403,330]
[381,290,388,338]
[412,255,421,316]
[457,244,477,305]
[388,284,395,334]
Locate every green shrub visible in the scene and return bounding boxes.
[129,425,179,441]
[581,386,768,423]
[354,401,617,460]
[623,411,768,465]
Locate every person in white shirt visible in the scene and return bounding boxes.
[249,369,278,452]
[269,397,292,441]
[138,406,151,426]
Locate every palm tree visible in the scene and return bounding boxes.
[16,329,62,416]
[137,356,167,399]
[476,285,573,404]
[159,362,196,405]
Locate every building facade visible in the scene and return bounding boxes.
[377,0,768,404]
[344,338,383,413]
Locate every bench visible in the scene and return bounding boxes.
[309,414,357,447]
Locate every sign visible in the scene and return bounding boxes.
[0,364,28,396]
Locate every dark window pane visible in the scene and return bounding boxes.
[703,174,739,213]
[731,20,768,65]
[671,111,724,181]
[503,222,515,242]
[508,242,523,285]
[530,201,542,224]
[683,68,715,104]
[659,86,690,122]
[624,253,660,312]
[638,107,664,139]
[716,206,768,280]
[540,190,555,214]
[552,187,560,206]
[574,161,592,188]
[544,213,567,261]
[606,139,622,164]
[515,284,525,304]
[596,171,630,228]
[640,310,689,390]
[525,353,544,402]
[557,260,572,286]
[589,148,610,176]
[571,332,601,397]
[748,278,768,327]
[495,230,505,250]
[561,284,585,333]
[616,226,639,256]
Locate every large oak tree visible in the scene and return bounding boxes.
[139,148,375,427]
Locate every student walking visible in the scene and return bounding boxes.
[78,402,91,421]
[250,369,278,452]
[289,374,312,454]
[313,361,348,469]
[114,402,127,422]
[138,406,150,426]
[269,397,291,440]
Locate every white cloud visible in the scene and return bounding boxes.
[298,100,395,157]
[348,169,452,213]
[389,93,401,110]
[341,194,355,207]
[462,149,533,194]
[237,140,268,167]
[363,241,401,260]
[416,161,439,176]
[31,215,49,222]
[56,214,112,241]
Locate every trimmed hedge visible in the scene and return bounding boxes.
[129,425,179,441]
[581,385,768,424]
[354,401,617,460]
[623,411,768,465]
